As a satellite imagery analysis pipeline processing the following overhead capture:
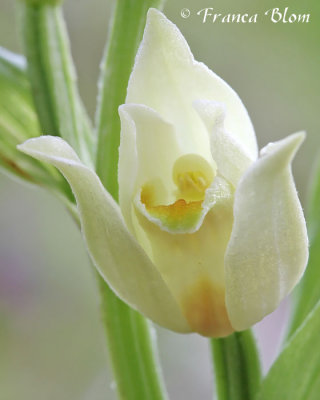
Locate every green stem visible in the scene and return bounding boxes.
[210,330,261,400]
[95,0,165,200]
[20,0,94,167]
[97,276,166,400]
[95,1,168,399]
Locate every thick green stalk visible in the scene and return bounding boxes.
[210,331,261,400]
[95,1,168,399]
[96,0,165,200]
[20,1,94,167]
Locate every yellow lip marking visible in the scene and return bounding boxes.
[139,154,217,231]
[141,185,203,231]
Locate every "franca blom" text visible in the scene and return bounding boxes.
[196,7,310,24]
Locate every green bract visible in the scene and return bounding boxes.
[0,47,70,196]
[18,9,308,337]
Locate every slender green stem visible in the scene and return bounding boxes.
[20,0,94,167]
[95,1,168,398]
[95,0,165,200]
[97,277,166,400]
[210,330,261,400]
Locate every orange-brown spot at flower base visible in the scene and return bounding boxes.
[182,278,234,337]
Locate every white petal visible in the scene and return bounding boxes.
[119,104,181,206]
[18,136,191,333]
[127,8,257,158]
[194,99,255,187]
[225,132,309,330]
[119,104,217,234]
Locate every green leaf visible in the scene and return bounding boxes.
[256,300,320,400]
[288,155,320,336]
[20,1,94,167]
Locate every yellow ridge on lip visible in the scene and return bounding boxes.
[138,153,218,231]
[141,185,204,232]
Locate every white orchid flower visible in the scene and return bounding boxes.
[18,9,308,337]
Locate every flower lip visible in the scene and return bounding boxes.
[135,153,218,234]
[139,184,204,233]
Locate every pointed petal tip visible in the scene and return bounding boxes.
[144,7,183,46]
[147,7,164,20]
[18,135,60,151]
[261,131,306,161]
[17,136,53,157]
[146,8,169,28]
[17,136,80,163]
[286,131,306,152]
[292,130,306,142]
[145,8,165,36]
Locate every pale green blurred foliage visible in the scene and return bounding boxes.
[0,0,319,399]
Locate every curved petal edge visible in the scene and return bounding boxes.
[225,132,309,331]
[18,136,191,333]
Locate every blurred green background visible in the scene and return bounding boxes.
[0,0,319,399]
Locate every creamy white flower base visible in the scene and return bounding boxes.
[18,9,308,337]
